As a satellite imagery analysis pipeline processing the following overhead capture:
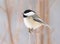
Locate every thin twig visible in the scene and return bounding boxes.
[0,32,6,44]
[50,0,56,8]
[0,7,6,12]
[4,0,14,44]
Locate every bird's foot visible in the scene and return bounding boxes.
[28,28,33,33]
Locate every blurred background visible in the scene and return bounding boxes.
[0,0,60,44]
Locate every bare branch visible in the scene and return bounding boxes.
[4,0,14,44]
[0,32,6,44]
[0,7,6,12]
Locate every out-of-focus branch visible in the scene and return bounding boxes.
[46,27,51,44]
[35,28,41,44]
[50,0,56,8]
[0,32,6,44]
[44,0,51,44]
[40,0,44,44]
[0,7,6,12]
[35,0,44,44]
[4,0,14,44]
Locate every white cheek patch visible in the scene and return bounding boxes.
[24,12,35,16]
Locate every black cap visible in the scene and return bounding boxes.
[24,9,35,14]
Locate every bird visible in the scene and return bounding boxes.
[23,9,51,33]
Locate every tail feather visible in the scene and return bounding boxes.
[42,23,52,30]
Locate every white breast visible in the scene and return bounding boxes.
[24,17,43,30]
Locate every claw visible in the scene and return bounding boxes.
[28,28,33,33]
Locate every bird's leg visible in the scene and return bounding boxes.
[28,28,33,33]
[28,28,33,44]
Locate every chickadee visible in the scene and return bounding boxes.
[23,9,51,33]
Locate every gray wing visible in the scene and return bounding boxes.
[32,15,44,23]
